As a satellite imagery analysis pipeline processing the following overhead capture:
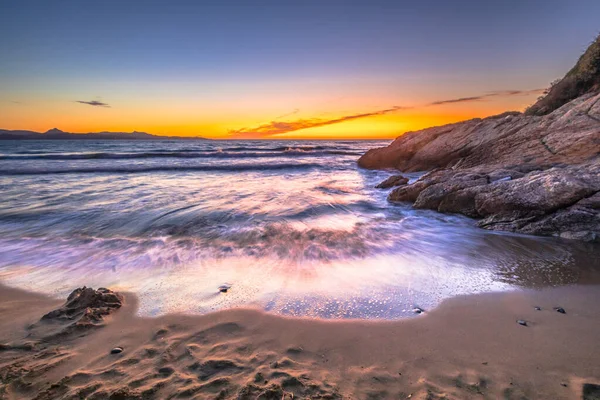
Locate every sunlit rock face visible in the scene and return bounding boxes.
[358,92,600,172]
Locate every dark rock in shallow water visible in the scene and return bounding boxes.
[413,307,425,314]
[385,163,600,241]
[375,174,409,189]
[554,307,566,314]
[111,347,124,354]
[517,320,528,326]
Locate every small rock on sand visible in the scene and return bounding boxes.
[111,347,123,354]
[517,320,527,326]
[218,285,231,293]
[554,307,566,314]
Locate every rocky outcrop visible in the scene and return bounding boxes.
[358,36,600,242]
[359,91,600,240]
[375,174,409,189]
[358,92,600,172]
[388,163,599,241]
[32,287,123,340]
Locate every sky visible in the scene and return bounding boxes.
[1,0,599,139]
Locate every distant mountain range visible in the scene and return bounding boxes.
[0,128,208,140]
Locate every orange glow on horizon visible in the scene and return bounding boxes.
[0,92,538,140]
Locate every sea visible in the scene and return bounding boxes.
[1,140,598,319]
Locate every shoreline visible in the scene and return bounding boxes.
[2,284,600,399]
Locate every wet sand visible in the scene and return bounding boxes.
[1,284,600,399]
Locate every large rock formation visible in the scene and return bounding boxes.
[358,92,600,172]
[387,163,599,241]
[358,38,600,241]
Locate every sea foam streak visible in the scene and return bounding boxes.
[0,149,362,160]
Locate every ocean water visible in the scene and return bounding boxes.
[0,140,599,319]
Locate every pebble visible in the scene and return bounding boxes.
[110,347,123,354]
[534,306,541,311]
[553,307,566,314]
[218,285,230,293]
[517,320,528,326]
[413,307,425,314]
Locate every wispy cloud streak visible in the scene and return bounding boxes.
[428,89,544,106]
[229,106,409,138]
[76,100,111,108]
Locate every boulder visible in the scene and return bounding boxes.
[33,287,124,340]
[474,165,600,216]
[41,287,123,323]
[387,164,600,241]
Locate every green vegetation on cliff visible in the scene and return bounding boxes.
[526,34,600,116]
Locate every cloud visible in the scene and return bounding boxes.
[429,96,486,105]
[229,106,409,138]
[227,87,544,138]
[428,89,544,106]
[76,100,110,108]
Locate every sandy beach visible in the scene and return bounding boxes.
[1,283,600,399]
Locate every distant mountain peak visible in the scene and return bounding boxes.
[0,128,207,140]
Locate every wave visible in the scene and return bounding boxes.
[0,162,325,176]
[0,149,362,161]
[217,145,330,152]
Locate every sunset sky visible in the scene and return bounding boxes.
[1,0,599,139]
